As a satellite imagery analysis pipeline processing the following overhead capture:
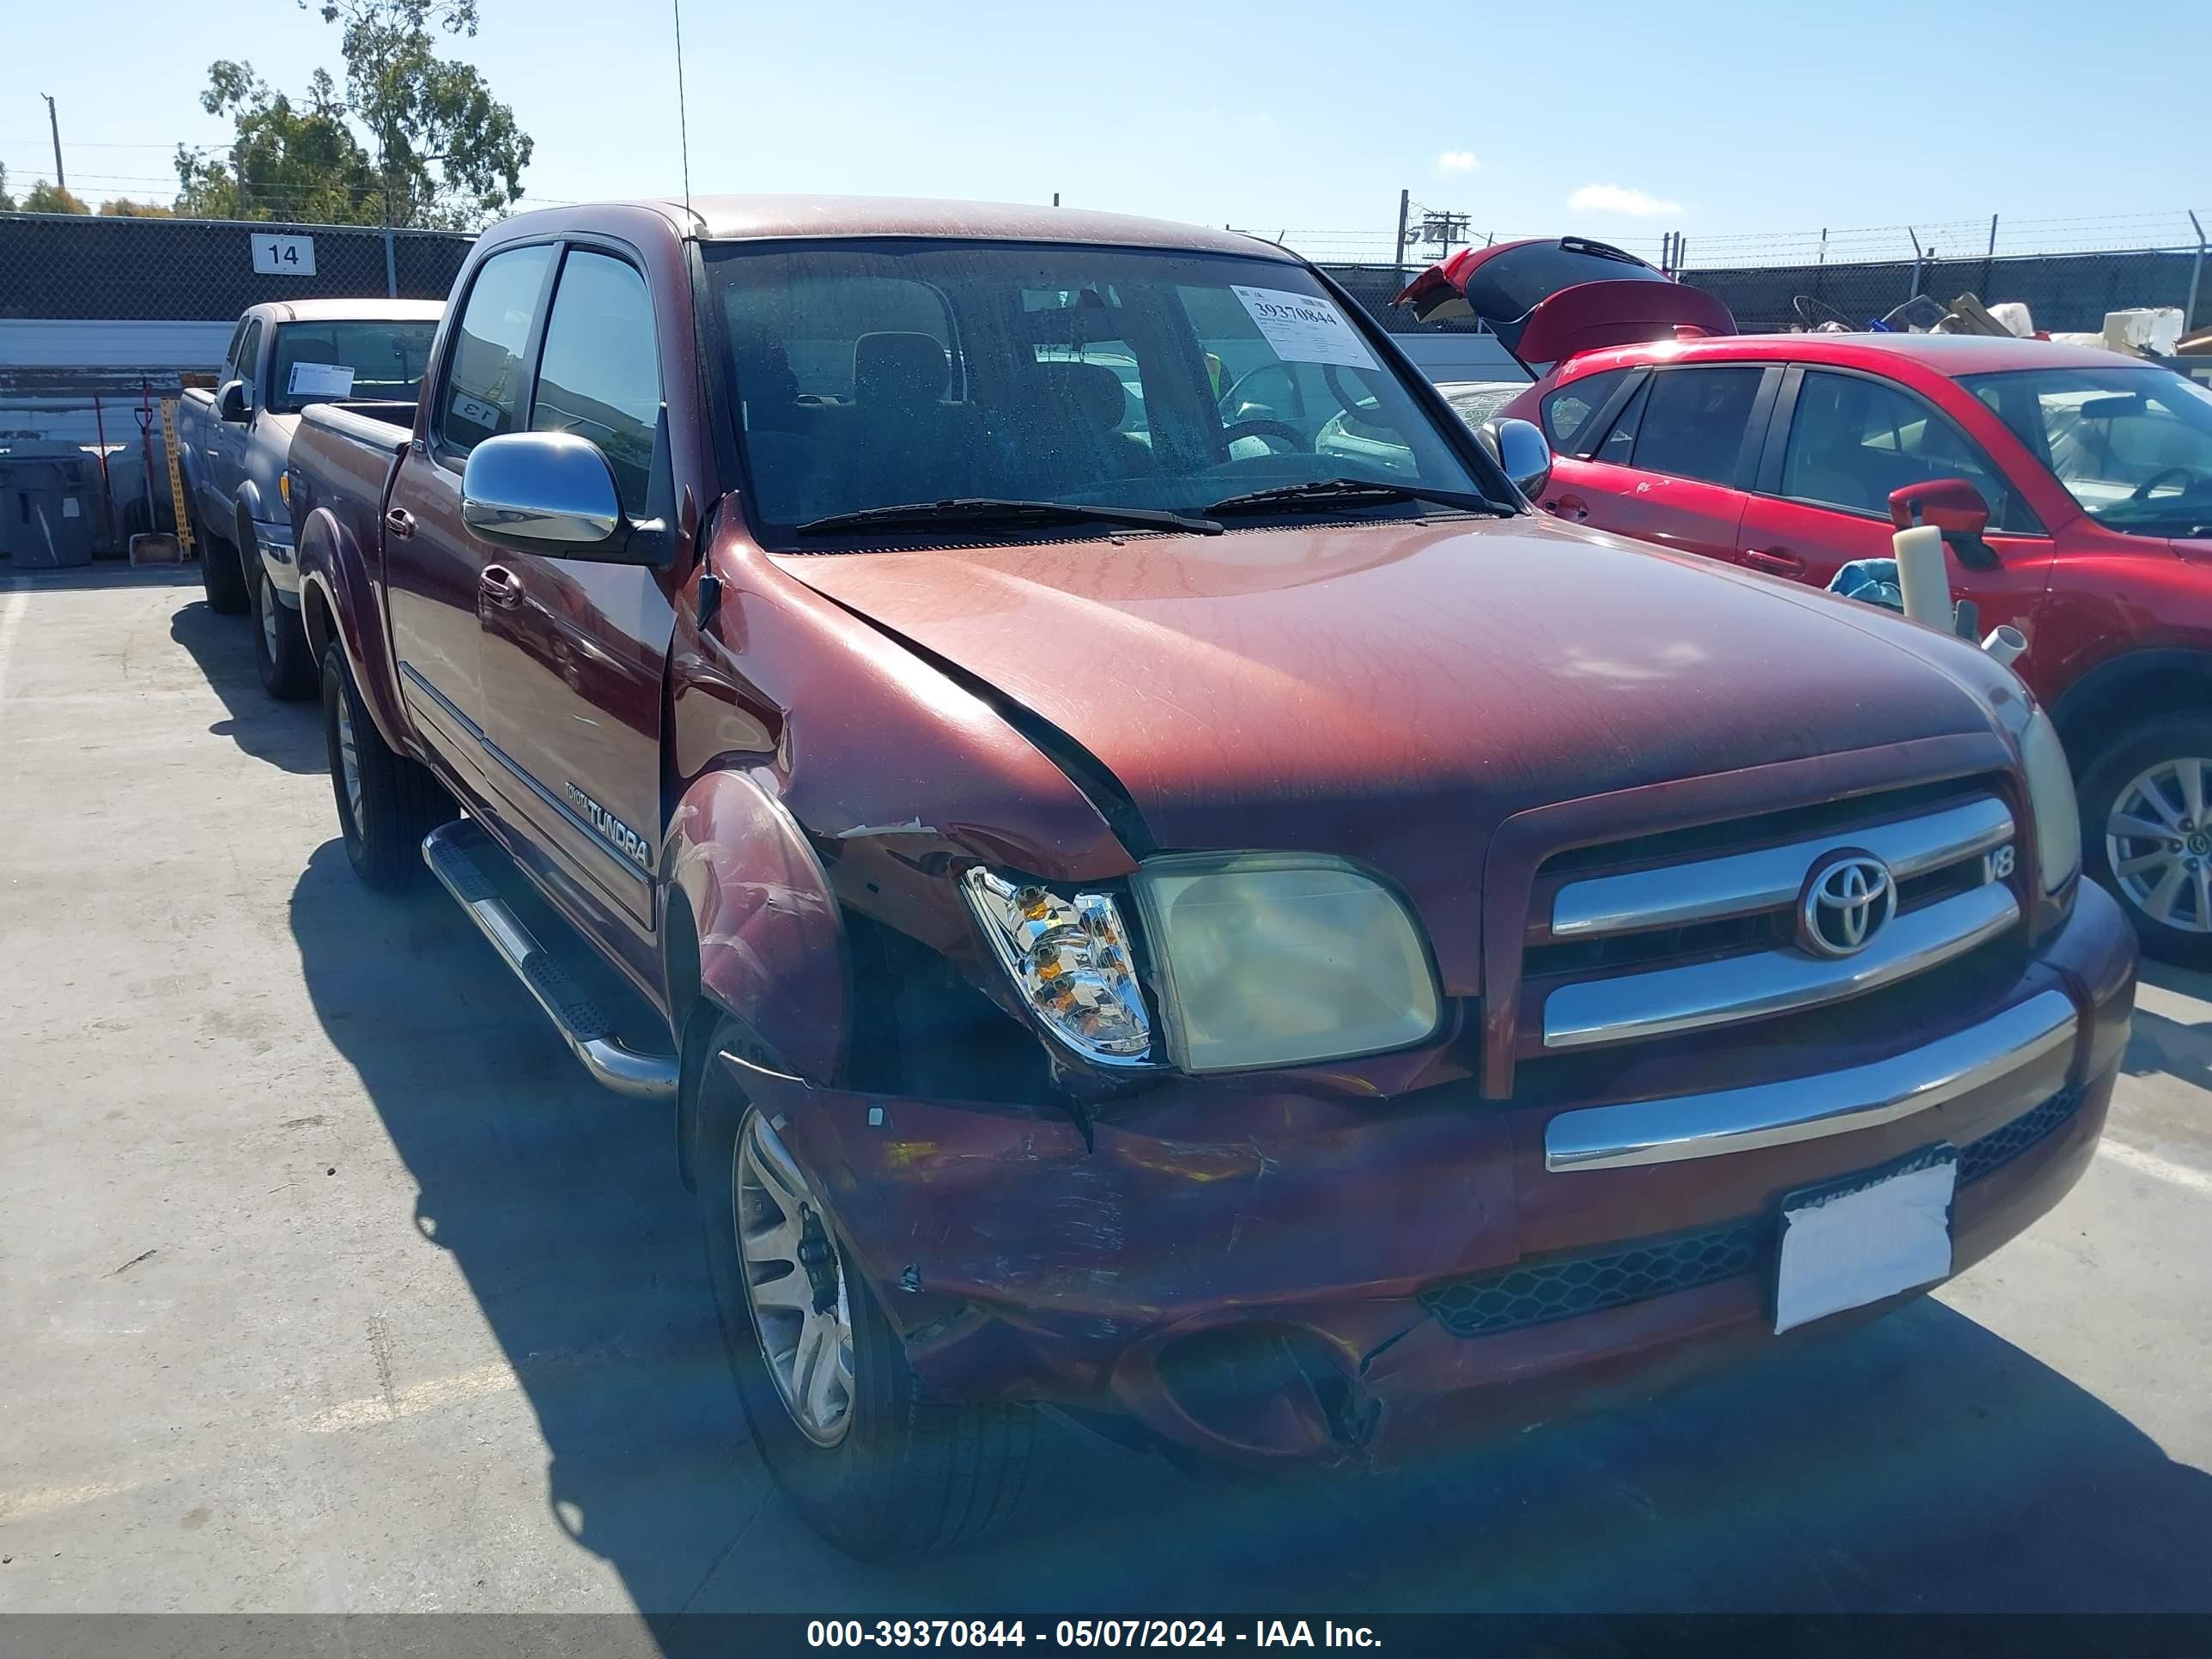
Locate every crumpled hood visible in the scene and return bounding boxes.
[777,517,2001,981]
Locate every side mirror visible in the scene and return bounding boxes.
[461,432,630,558]
[217,380,251,422]
[1889,477,1989,541]
[1889,477,1997,569]
[1478,416,1553,501]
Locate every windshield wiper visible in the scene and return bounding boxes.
[796,497,1222,538]
[1203,478,1514,519]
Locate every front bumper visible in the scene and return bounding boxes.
[741,879,2136,1468]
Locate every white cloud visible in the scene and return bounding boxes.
[1567,182,1683,218]
[1435,150,1479,175]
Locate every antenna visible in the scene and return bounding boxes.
[672,0,694,221]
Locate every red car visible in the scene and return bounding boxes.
[1494,333,2212,963]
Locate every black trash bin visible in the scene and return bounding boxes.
[0,454,99,568]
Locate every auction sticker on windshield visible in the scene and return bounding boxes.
[288,362,357,398]
[1231,286,1378,371]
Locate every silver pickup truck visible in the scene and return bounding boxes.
[177,298,441,697]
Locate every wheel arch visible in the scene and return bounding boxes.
[661,764,848,1091]
[2050,648,2212,769]
[296,507,410,755]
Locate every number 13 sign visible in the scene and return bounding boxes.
[250,234,317,276]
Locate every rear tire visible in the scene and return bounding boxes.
[195,512,248,615]
[251,565,318,701]
[2079,712,2212,968]
[694,1017,1035,1560]
[320,641,452,890]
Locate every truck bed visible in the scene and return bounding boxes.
[289,401,422,590]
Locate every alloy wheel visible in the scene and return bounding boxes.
[734,1111,855,1446]
[334,692,366,830]
[2106,756,2212,933]
[261,574,281,659]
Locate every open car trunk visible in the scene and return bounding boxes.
[1394,237,1736,374]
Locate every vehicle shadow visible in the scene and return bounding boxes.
[289,840,2212,1625]
[169,595,325,774]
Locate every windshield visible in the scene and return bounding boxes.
[1964,365,2212,538]
[269,319,439,414]
[708,240,1498,543]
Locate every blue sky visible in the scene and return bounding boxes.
[3,0,2202,264]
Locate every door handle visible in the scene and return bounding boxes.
[1744,548,1804,575]
[1542,492,1590,520]
[479,564,525,610]
[384,507,415,540]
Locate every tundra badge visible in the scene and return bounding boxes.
[563,782,652,871]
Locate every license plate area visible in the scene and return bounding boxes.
[1773,1145,1958,1334]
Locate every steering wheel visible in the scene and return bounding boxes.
[1218,362,1292,417]
[1220,416,1309,453]
[1793,295,1856,331]
[2131,465,2197,502]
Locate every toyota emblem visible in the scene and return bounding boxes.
[1798,852,1897,957]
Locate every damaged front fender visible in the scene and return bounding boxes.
[722,1054,1520,1460]
[666,769,848,1084]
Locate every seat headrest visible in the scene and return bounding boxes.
[854,331,949,408]
[1029,361,1127,431]
[730,326,801,422]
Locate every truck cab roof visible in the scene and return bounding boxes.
[486,193,1299,258]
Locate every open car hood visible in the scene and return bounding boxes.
[1394,237,1735,371]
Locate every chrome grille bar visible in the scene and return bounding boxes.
[1543,988,2075,1171]
[1549,795,2014,940]
[1541,879,2021,1050]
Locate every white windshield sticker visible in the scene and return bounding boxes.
[1231,286,1378,371]
[287,362,356,398]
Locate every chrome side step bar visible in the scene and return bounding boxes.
[422,819,679,1102]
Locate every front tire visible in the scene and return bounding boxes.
[320,641,452,890]
[2080,713,2212,967]
[694,1018,1034,1559]
[195,512,249,615]
[251,564,318,701]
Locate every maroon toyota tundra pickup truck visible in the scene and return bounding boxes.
[286,196,2136,1559]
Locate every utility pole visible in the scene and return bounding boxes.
[1395,188,1410,270]
[41,94,65,191]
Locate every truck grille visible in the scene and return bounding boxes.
[1519,786,2023,1065]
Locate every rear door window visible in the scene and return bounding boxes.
[234,319,265,405]
[1627,366,1764,486]
[438,243,556,459]
[1542,368,1631,449]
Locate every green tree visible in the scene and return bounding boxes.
[174,64,382,223]
[22,179,90,215]
[173,1,532,229]
[0,162,15,211]
[100,198,177,217]
[315,0,532,228]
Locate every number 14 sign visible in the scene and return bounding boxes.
[250,234,317,276]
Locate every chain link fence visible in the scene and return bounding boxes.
[1689,246,2206,336]
[0,212,473,321]
[1318,247,2205,357]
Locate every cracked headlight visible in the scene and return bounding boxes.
[2021,707,2081,893]
[962,868,1153,1066]
[1131,853,1442,1073]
